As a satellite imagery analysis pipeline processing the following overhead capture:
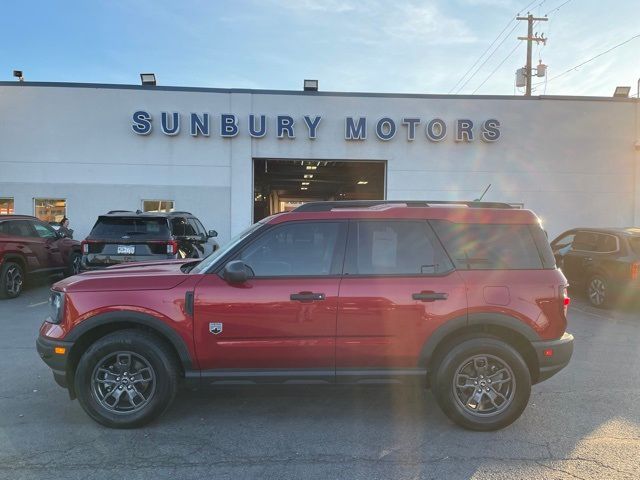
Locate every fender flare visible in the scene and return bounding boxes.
[66,311,194,370]
[418,313,540,367]
[1,253,27,271]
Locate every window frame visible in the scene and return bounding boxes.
[142,199,175,213]
[33,198,67,223]
[343,219,455,278]
[227,220,348,279]
[0,197,14,215]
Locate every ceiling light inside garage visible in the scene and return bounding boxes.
[357,180,369,185]
[306,165,317,171]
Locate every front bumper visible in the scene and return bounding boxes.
[36,335,74,390]
[531,332,574,383]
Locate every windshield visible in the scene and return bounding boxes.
[89,217,170,239]
[190,220,266,274]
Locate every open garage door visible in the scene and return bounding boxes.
[253,159,386,222]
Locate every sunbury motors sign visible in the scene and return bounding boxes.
[131,111,501,142]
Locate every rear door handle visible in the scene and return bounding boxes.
[412,292,448,302]
[290,292,325,302]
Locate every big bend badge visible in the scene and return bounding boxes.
[209,322,223,335]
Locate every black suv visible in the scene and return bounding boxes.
[551,227,640,307]
[81,211,219,270]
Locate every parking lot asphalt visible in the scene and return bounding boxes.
[0,280,639,480]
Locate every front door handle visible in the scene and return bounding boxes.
[290,291,326,302]
[412,291,448,302]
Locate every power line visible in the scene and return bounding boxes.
[472,42,524,94]
[534,33,640,86]
[448,20,515,93]
[455,22,520,94]
[545,0,573,16]
[448,0,539,94]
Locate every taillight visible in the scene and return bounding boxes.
[559,285,570,317]
[81,241,88,254]
[631,263,639,280]
[167,240,178,255]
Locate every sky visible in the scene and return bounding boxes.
[0,0,638,97]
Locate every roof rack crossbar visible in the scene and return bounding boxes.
[293,200,515,212]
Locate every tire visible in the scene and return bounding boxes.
[66,253,82,277]
[0,261,24,299]
[74,330,178,428]
[586,274,610,308]
[432,336,531,431]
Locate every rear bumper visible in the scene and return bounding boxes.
[531,332,574,383]
[36,335,74,390]
[82,254,174,270]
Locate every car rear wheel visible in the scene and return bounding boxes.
[587,275,610,308]
[74,330,178,428]
[66,253,82,276]
[0,261,24,299]
[432,336,531,431]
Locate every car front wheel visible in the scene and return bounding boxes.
[74,330,178,428]
[0,261,24,299]
[432,336,531,431]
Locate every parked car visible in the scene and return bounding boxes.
[37,200,573,430]
[0,215,82,298]
[81,210,219,270]
[551,227,640,308]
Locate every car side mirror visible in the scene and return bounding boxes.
[223,260,254,284]
[208,230,218,238]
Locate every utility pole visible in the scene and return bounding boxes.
[517,13,548,96]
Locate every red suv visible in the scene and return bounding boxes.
[0,215,82,298]
[36,201,573,430]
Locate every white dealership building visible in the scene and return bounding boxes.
[0,81,639,242]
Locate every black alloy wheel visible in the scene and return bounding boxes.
[75,330,178,428]
[0,261,24,299]
[433,336,531,431]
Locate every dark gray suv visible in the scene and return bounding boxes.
[81,211,218,270]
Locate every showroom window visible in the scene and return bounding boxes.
[143,200,175,213]
[34,198,66,223]
[0,198,14,215]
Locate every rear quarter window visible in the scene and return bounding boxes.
[628,237,640,256]
[430,220,551,270]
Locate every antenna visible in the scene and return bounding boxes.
[474,184,492,202]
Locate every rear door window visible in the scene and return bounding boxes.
[595,234,618,253]
[430,221,545,270]
[572,231,599,252]
[90,217,170,238]
[171,217,197,236]
[344,220,453,275]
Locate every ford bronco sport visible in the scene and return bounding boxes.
[37,201,573,430]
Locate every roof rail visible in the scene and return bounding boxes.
[293,200,515,212]
[106,210,136,214]
[169,211,193,215]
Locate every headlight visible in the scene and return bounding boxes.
[47,291,65,324]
